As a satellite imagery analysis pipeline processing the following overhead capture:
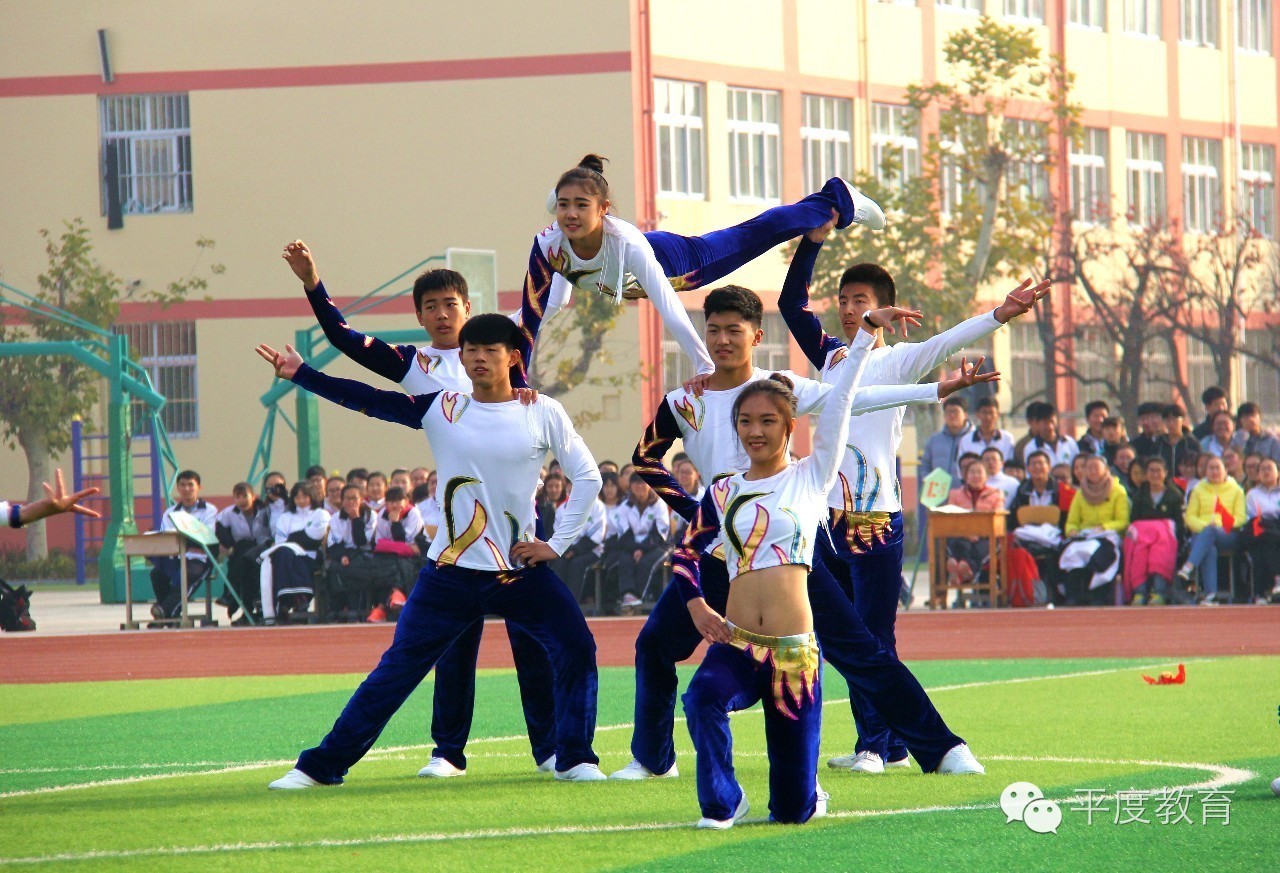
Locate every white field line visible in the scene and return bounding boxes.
[0,658,1218,797]
[0,756,1257,867]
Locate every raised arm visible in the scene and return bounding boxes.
[511,236,564,388]
[255,343,434,430]
[778,234,846,371]
[893,278,1050,383]
[283,241,416,385]
[632,399,699,522]
[624,230,714,376]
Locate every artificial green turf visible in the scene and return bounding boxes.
[0,656,1276,871]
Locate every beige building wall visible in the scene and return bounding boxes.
[0,1,640,501]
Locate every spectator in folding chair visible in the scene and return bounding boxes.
[1178,456,1245,605]
[1010,450,1071,600]
[610,475,671,612]
[261,471,289,527]
[1242,458,1280,603]
[259,481,331,625]
[1125,457,1185,605]
[554,491,607,605]
[367,486,424,622]
[323,476,346,516]
[944,460,1005,600]
[1059,455,1129,606]
[324,483,379,622]
[149,470,219,622]
[214,482,273,624]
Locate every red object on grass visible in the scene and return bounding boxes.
[1142,663,1186,685]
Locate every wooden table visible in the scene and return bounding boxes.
[120,532,217,630]
[927,509,1009,609]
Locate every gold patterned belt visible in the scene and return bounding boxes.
[829,508,894,554]
[725,621,820,720]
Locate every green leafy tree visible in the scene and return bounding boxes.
[527,292,634,430]
[0,219,222,560]
[795,16,1079,377]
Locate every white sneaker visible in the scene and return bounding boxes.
[554,762,608,782]
[935,744,985,775]
[268,768,325,790]
[536,754,557,773]
[697,791,749,829]
[885,756,912,769]
[609,758,679,780]
[813,783,830,819]
[1198,593,1219,606]
[842,180,886,230]
[417,757,466,778]
[620,593,642,608]
[828,750,884,773]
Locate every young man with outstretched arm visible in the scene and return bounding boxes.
[260,312,606,788]
[617,282,985,782]
[283,241,561,778]
[777,220,1048,773]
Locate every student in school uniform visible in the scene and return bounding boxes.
[149,470,220,622]
[323,483,379,622]
[258,481,330,626]
[367,486,425,622]
[214,482,273,624]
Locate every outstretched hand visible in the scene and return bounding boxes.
[282,240,320,291]
[994,278,1051,324]
[938,356,1001,398]
[255,343,304,380]
[864,305,924,338]
[33,469,101,522]
[683,373,712,397]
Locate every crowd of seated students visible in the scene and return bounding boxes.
[148,454,693,625]
[926,386,1280,607]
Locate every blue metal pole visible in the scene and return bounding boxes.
[72,419,86,587]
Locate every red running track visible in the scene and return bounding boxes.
[3,605,1277,684]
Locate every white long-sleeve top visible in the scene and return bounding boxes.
[290,364,603,570]
[1246,484,1280,520]
[674,330,873,590]
[620,499,672,544]
[327,508,377,550]
[535,215,713,375]
[817,311,1003,514]
[160,499,220,561]
[272,507,331,559]
[375,505,425,544]
[603,502,630,542]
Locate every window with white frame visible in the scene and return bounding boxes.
[1185,335,1217,409]
[1182,136,1222,233]
[871,103,921,188]
[727,87,781,202]
[1243,329,1280,420]
[1070,128,1110,222]
[801,95,853,195]
[1009,322,1048,412]
[1004,0,1045,22]
[1126,132,1166,226]
[99,94,193,215]
[1073,327,1120,409]
[663,312,791,391]
[940,139,966,218]
[1239,0,1273,54]
[654,79,705,198]
[1125,0,1162,36]
[114,321,199,437]
[1005,119,1050,204]
[662,311,706,392]
[1180,0,1218,46]
[938,0,982,11]
[1069,0,1106,29]
[1241,142,1276,237]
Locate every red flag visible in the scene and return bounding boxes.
[1213,498,1235,533]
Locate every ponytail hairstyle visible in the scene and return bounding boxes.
[732,374,799,436]
[555,154,610,202]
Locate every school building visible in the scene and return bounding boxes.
[2,0,1277,535]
